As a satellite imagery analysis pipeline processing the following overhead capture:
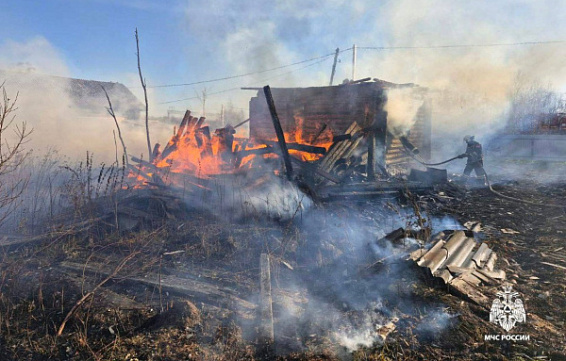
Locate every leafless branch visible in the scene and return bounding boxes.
[56,249,140,336]
[101,85,129,167]
[135,28,152,161]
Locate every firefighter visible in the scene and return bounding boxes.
[458,135,487,184]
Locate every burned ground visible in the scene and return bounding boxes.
[0,177,564,361]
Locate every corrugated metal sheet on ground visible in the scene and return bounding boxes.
[410,230,506,305]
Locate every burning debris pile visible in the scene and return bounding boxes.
[130,82,434,206]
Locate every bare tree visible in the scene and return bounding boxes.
[507,72,565,133]
[0,82,33,226]
[135,28,152,161]
[101,85,128,166]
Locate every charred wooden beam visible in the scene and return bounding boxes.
[196,126,212,140]
[131,156,161,171]
[343,77,372,85]
[289,156,341,184]
[151,143,161,160]
[259,253,275,354]
[312,123,328,143]
[127,164,152,181]
[160,143,177,160]
[258,140,326,155]
[234,118,250,129]
[195,116,206,130]
[234,146,274,158]
[332,134,352,143]
[186,115,199,133]
[176,110,191,138]
[233,146,274,168]
[263,85,293,180]
[367,94,388,180]
[161,111,191,158]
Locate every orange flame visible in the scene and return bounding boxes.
[130,115,334,185]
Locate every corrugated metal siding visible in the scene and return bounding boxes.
[410,230,505,289]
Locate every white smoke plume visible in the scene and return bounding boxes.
[180,0,566,159]
[384,87,425,137]
[0,37,173,163]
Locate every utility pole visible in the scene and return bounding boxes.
[202,88,207,116]
[329,48,339,86]
[352,44,357,81]
[196,88,207,116]
[221,104,225,126]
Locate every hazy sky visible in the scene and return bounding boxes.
[1,0,565,117]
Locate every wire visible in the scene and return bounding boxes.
[133,40,565,90]
[158,56,332,105]
[358,40,566,51]
[150,48,351,89]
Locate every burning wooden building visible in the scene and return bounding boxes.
[132,79,436,200]
[246,79,432,178]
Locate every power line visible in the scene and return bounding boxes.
[158,56,332,105]
[358,39,566,50]
[150,48,351,89]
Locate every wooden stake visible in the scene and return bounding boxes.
[329,48,339,86]
[263,86,293,180]
[259,253,274,353]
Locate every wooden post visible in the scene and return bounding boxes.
[259,253,274,355]
[367,91,388,180]
[263,86,294,180]
[329,48,339,86]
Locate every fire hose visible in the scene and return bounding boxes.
[399,140,565,210]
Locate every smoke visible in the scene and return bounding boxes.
[384,87,425,137]
[180,0,566,164]
[0,36,70,77]
[0,38,175,163]
[242,200,462,354]
[362,0,566,160]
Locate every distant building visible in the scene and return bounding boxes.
[0,70,142,120]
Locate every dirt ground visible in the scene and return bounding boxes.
[0,175,564,360]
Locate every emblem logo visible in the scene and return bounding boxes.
[489,285,526,332]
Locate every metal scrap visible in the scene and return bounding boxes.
[410,230,506,305]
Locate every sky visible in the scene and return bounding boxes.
[1,0,563,115]
[1,0,566,159]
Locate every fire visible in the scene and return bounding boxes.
[129,111,334,185]
[284,116,333,161]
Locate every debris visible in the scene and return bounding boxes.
[259,253,275,354]
[501,228,520,234]
[410,230,506,306]
[464,221,482,233]
[408,167,447,185]
[540,261,566,271]
[376,317,399,342]
[59,261,256,317]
